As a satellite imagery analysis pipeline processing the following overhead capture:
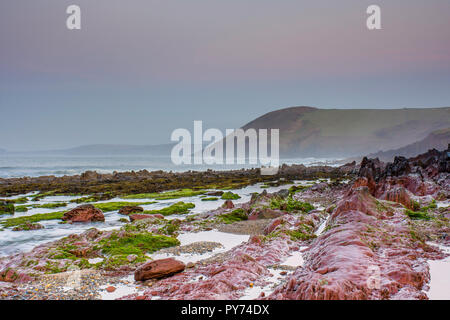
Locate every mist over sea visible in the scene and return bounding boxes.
[0,154,342,178]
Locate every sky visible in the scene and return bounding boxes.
[1,0,450,151]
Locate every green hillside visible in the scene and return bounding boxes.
[243,106,450,158]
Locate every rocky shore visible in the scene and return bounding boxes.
[0,164,351,197]
[0,147,448,300]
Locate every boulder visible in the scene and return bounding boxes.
[62,204,105,223]
[118,206,144,215]
[134,258,185,281]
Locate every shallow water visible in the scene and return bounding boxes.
[426,242,450,300]
[99,275,140,300]
[0,180,317,257]
[239,247,308,300]
[239,268,289,300]
[150,230,250,264]
[314,216,330,237]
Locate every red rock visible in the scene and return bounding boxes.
[134,258,186,281]
[264,218,282,235]
[106,286,116,293]
[0,269,17,282]
[118,206,144,215]
[381,186,414,209]
[62,204,105,223]
[334,187,381,218]
[249,235,262,245]
[222,200,235,209]
[129,214,164,222]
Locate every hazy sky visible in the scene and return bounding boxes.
[1,0,450,151]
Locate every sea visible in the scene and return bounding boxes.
[0,154,342,178]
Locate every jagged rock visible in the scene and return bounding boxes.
[12,223,44,231]
[385,156,411,177]
[275,189,290,198]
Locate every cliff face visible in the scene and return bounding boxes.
[242,107,450,158]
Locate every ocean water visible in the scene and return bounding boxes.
[0,154,342,178]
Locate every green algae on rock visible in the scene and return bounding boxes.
[0,201,15,215]
[221,192,241,200]
[201,197,219,202]
[31,202,68,209]
[1,211,64,227]
[93,201,156,212]
[14,205,29,212]
[123,188,206,200]
[270,196,314,213]
[217,208,248,224]
[142,202,195,216]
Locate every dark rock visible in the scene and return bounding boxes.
[206,191,224,196]
[385,156,411,177]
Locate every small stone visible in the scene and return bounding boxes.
[106,286,116,293]
[186,262,195,268]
